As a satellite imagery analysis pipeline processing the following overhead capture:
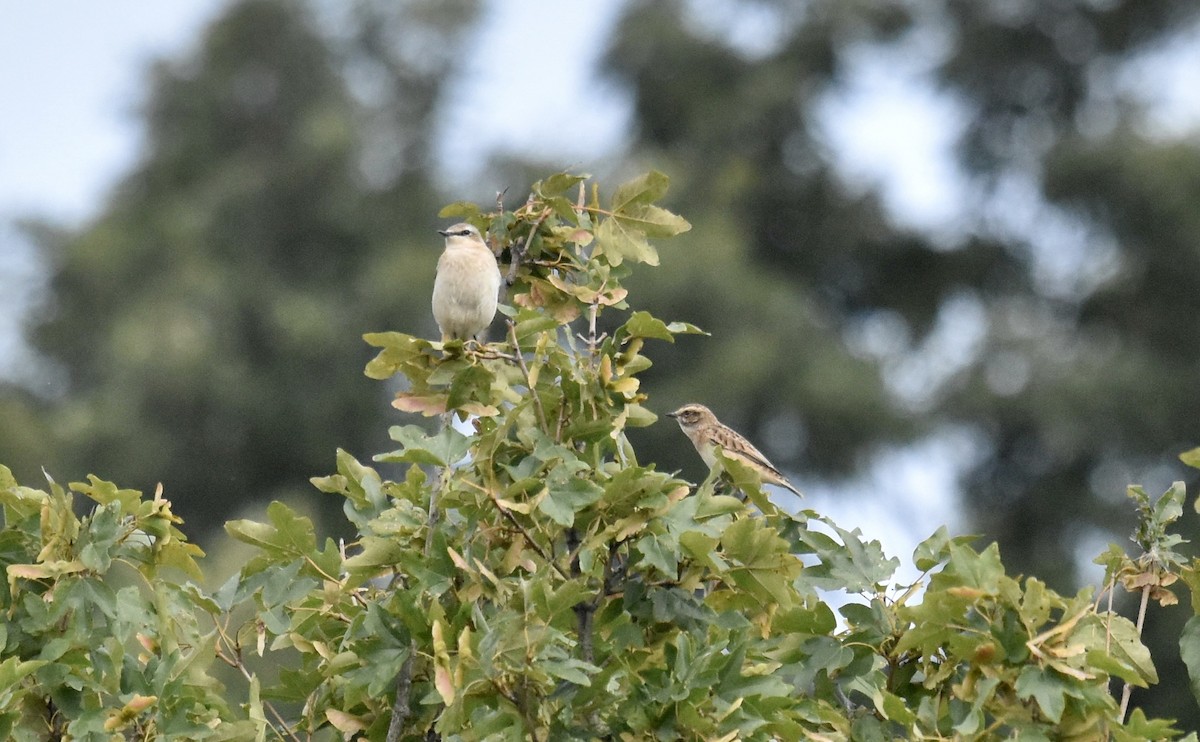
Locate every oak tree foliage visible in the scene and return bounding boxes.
[4,173,1200,740]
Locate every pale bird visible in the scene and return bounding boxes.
[667,403,803,497]
[432,223,502,343]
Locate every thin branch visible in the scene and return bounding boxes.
[554,400,569,445]
[580,301,603,358]
[507,320,548,430]
[387,419,453,741]
[1104,574,1116,655]
[225,650,300,740]
[1117,583,1152,724]
[566,528,595,665]
[210,616,300,741]
[467,346,517,362]
[385,652,416,742]
[575,601,595,665]
[464,479,570,580]
[506,198,546,287]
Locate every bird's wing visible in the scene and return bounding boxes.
[710,424,803,497]
[709,426,785,479]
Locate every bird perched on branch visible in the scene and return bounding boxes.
[432,222,502,344]
[667,403,803,497]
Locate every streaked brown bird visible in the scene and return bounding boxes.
[432,222,502,343]
[667,403,803,497]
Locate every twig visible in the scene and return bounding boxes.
[1117,583,1152,724]
[554,401,569,444]
[385,652,416,742]
[1104,575,1115,654]
[567,528,595,665]
[578,300,605,359]
[386,419,453,740]
[210,618,301,741]
[464,479,570,580]
[575,601,595,665]
[506,198,547,286]
[507,320,548,430]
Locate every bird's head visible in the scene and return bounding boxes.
[666,403,716,432]
[438,223,484,245]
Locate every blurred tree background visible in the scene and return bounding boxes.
[2,0,1200,724]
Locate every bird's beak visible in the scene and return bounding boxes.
[437,230,450,237]
[665,411,678,419]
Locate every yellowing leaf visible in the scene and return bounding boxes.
[446,546,474,573]
[392,393,447,416]
[495,498,533,515]
[434,664,456,705]
[325,709,367,734]
[7,560,85,581]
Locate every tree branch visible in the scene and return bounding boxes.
[1117,583,1152,724]
[385,651,416,742]
[507,320,547,430]
[387,420,453,741]
[506,197,546,287]
[465,479,570,580]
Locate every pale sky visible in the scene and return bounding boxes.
[0,1,231,223]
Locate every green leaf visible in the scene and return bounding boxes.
[447,363,495,412]
[595,217,659,267]
[362,331,436,380]
[1117,708,1186,741]
[721,517,803,607]
[377,425,471,467]
[939,542,1004,595]
[1078,613,1157,687]
[793,636,854,688]
[912,525,977,571]
[344,536,407,574]
[663,320,707,336]
[538,476,604,527]
[621,312,675,342]
[0,464,16,489]
[541,658,598,686]
[536,172,590,198]
[807,517,899,591]
[1182,564,1200,614]
[879,690,916,724]
[1180,446,1200,470]
[70,475,142,510]
[513,311,560,341]
[1180,615,1200,706]
[611,170,670,210]
[1014,665,1067,723]
[437,201,483,220]
[323,449,388,518]
[636,533,678,576]
[0,657,48,694]
[225,501,316,557]
[626,204,692,238]
[1152,480,1185,527]
[774,603,838,635]
[679,531,725,572]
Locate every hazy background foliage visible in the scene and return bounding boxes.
[2,0,1200,724]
